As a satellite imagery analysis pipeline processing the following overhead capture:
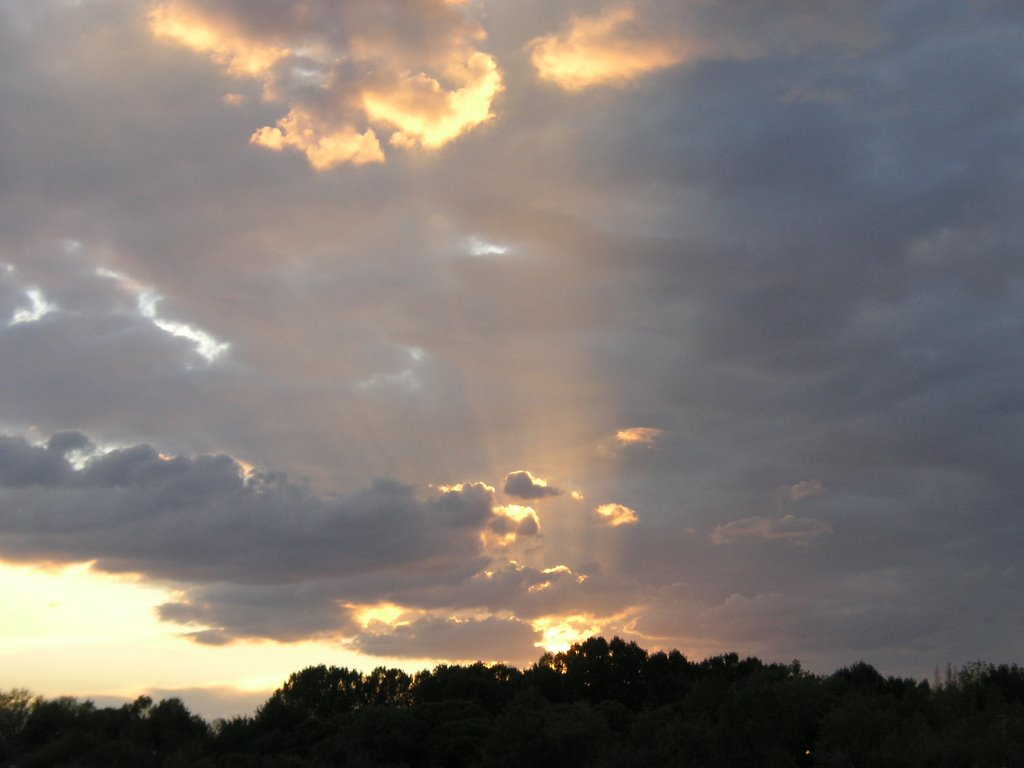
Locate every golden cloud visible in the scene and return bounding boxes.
[531,614,606,653]
[615,426,665,446]
[149,0,503,167]
[251,109,385,169]
[495,504,540,524]
[149,1,288,77]
[481,504,542,548]
[529,5,687,90]
[595,502,639,526]
[349,601,419,630]
[363,51,502,150]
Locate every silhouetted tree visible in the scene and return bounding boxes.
[7,638,1024,768]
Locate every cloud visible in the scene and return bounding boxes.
[529,0,880,91]
[503,470,562,499]
[3,0,1024,679]
[783,479,826,502]
[0,432,498,593]
[361,50,503,150]
[352,615,540,664]
[159,583,357,644]
[0,432,625,650]
[615,427,665,447]
[149,0,503,167]
[98,267,230,364]
[594,502,639,527]
[149,1,289,77]
[711,515,832,546]
[251,111,385,168]
[529,5,687,90]
[483,504,542,549]
[10,288,56,326]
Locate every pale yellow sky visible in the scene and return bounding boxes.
[0,560,435,712]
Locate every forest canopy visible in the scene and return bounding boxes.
[2,637,1022,767]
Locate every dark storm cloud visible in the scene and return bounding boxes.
[0,432,600,654]
[502,470,561,500]
[0,434,494,585]
[158,583,358,644]
[0,432,88,487]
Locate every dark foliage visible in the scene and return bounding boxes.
[3,639,1023,767]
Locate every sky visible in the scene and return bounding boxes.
[1,0,1023,719]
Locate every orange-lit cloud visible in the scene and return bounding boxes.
[349,601,418,630]
[529,5,687,90]
[149,1,288,77]
[615,426,665,446]
[711,515,832,546]
[494,504,540,525]
[595,502,639,526]
[251,109,385,169]
[436,481,496,495]
[482,504,542,549]
[362,51,502,150]
[149,0,503,168]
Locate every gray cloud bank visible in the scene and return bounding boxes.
[0,0,1022,676]
[0,433,620,660]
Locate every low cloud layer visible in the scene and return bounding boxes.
[0,432,627,658]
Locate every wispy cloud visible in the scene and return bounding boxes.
[711,515,832,546]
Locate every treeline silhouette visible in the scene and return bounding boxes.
[2,637,1023,767]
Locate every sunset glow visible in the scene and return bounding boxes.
[1,0,1021,722]
[529,6,687,90]
[150,1,288,77]
[532,615,606,654]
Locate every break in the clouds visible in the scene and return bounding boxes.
[150,0,502,167]
[9,288,55,326]
[1,0,1023,690]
